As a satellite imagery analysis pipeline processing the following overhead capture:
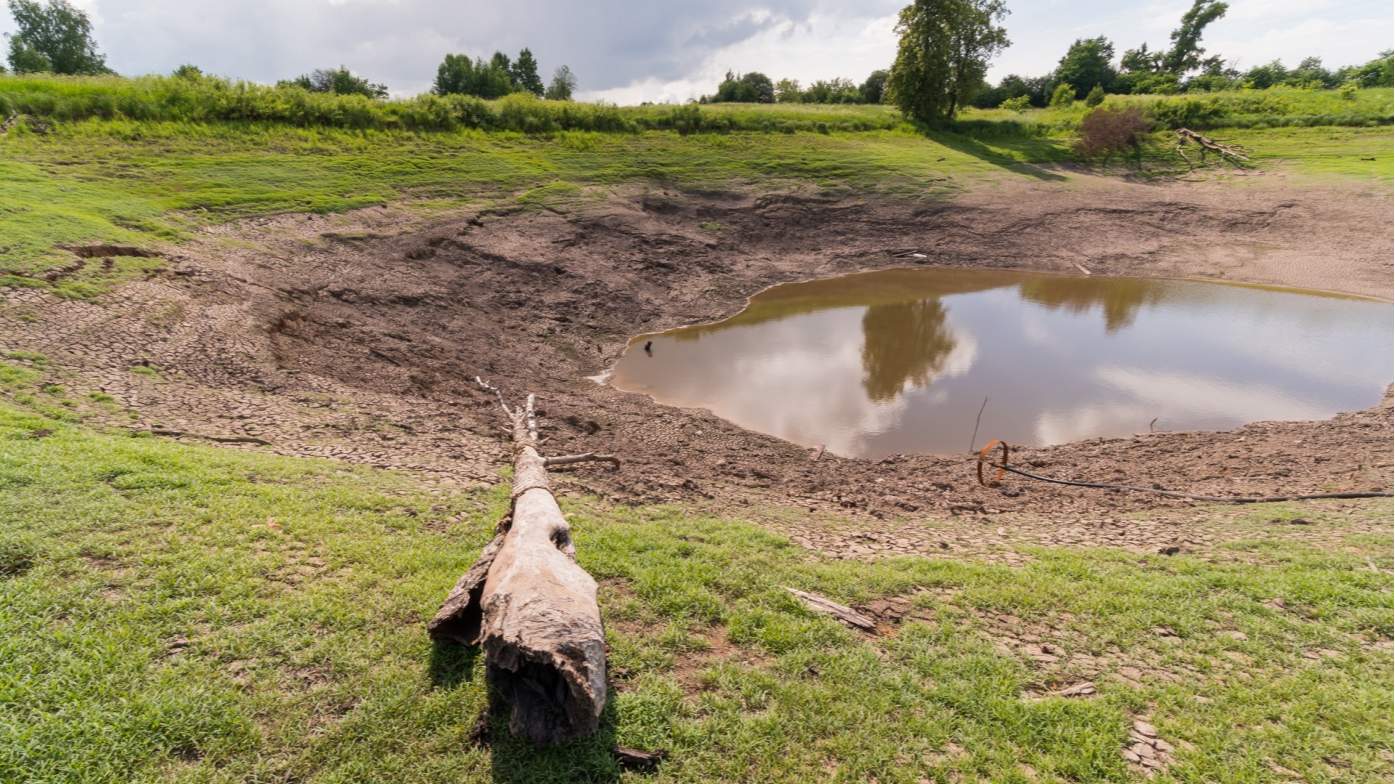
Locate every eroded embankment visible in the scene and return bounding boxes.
[1,176,1391,541]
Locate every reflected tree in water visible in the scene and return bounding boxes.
[1018,277,1164,332]
[860,299,959,402]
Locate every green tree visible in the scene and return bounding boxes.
[7,39,49,72]
[803,77,859,104]
[5,0,108,75]
[1341,50,1394,88]
[512,48,544,97]
[1054,36,1115,98]
[1084,84,1105,107]
[774,78,803,103]
[171,64,204,81]
[887,0,1010,125]
[283,66,388,98]
[859,69,890,103]
[1160,0,1227,75]
[1241,60,1286,89]
[710,70,775,103]
[544,65,576,100]
[434,54,516,99]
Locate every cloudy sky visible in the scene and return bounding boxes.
[2,0,1390,102]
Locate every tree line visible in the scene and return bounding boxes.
[699,69,889,105]
[5,0,1392,128]
[2,0,579,101]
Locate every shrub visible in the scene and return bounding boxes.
[1084,85,1105,107]
[1073,105,1153,160]
[1000,94,1031,113]
[1049,83,1075,107]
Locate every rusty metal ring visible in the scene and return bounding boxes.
[976,439,1009,487]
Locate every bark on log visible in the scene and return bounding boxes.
[428,386,607,745]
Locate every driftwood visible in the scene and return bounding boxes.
[784,587,877,632]
[428,380,609,744]
[1174,128,1251,170]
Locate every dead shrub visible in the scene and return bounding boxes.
[1073,106,1154,161]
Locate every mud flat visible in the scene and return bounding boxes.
[2,174,1390,543]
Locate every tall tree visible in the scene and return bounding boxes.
[434,53,515,99]
[859,69,890,104]
[1054,36,1116,97]
[887,0,1009,125]
[5,0,108,75]
[544,65,576,100]
[512,48,544,97]
[1160,0,1227,75]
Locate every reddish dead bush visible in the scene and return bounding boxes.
[1073,106,1155,160]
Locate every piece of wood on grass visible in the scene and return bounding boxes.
[428,381,610,745]
[784,587,877,632]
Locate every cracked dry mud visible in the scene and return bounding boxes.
[1,175,1390,567]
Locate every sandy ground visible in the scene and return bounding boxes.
[2,171,1390,560]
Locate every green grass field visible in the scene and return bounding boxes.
[1,391,1390,784]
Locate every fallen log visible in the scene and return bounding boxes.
[1174,128,1251,170]
[428,380,609,744]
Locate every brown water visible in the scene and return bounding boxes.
[609,268,1394,459]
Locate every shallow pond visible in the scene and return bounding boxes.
[609,268,1393,459]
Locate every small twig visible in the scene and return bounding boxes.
[1149,417,1159,434]
[544,453,621,469]
[813,444,826,462]
[475,376,512,417]
[969,396,989,452]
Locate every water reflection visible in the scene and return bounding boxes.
[1018,276,1165,332]
[609,268,1393,459]
[861,300,959,401]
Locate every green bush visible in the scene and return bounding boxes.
[1084,85,1105,107]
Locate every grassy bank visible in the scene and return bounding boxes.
[0,374,1390,783]
[1,110,1389,293]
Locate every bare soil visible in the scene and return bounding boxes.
[3,173,1390,559]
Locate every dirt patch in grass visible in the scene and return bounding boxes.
[0,175,1389,531]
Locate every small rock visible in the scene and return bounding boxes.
[1133,720,1158,738]
[1158,546,1181,555]
[1122,748,1142,763]
[1133,742,1157,760]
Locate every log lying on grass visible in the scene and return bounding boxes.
[428,380,617,744]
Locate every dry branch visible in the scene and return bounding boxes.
[785,587,877,632]
[429,384,607,744]
[1174,128,1251,170]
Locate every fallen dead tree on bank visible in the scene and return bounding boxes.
[1174,128,1251,170]
[428,379,617,744]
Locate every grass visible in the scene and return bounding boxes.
[0,386,1390,783]
[1,112,1389,293]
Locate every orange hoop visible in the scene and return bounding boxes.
[976,440,1009,487]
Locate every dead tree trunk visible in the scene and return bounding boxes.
[428,382,615,744]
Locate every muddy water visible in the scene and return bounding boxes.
[609,268,1393,459]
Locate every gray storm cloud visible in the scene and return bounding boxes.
[31,0,900,94]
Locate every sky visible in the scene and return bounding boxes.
[1,0,1390,103]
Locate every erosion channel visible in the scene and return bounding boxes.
[609,268,1394,459]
